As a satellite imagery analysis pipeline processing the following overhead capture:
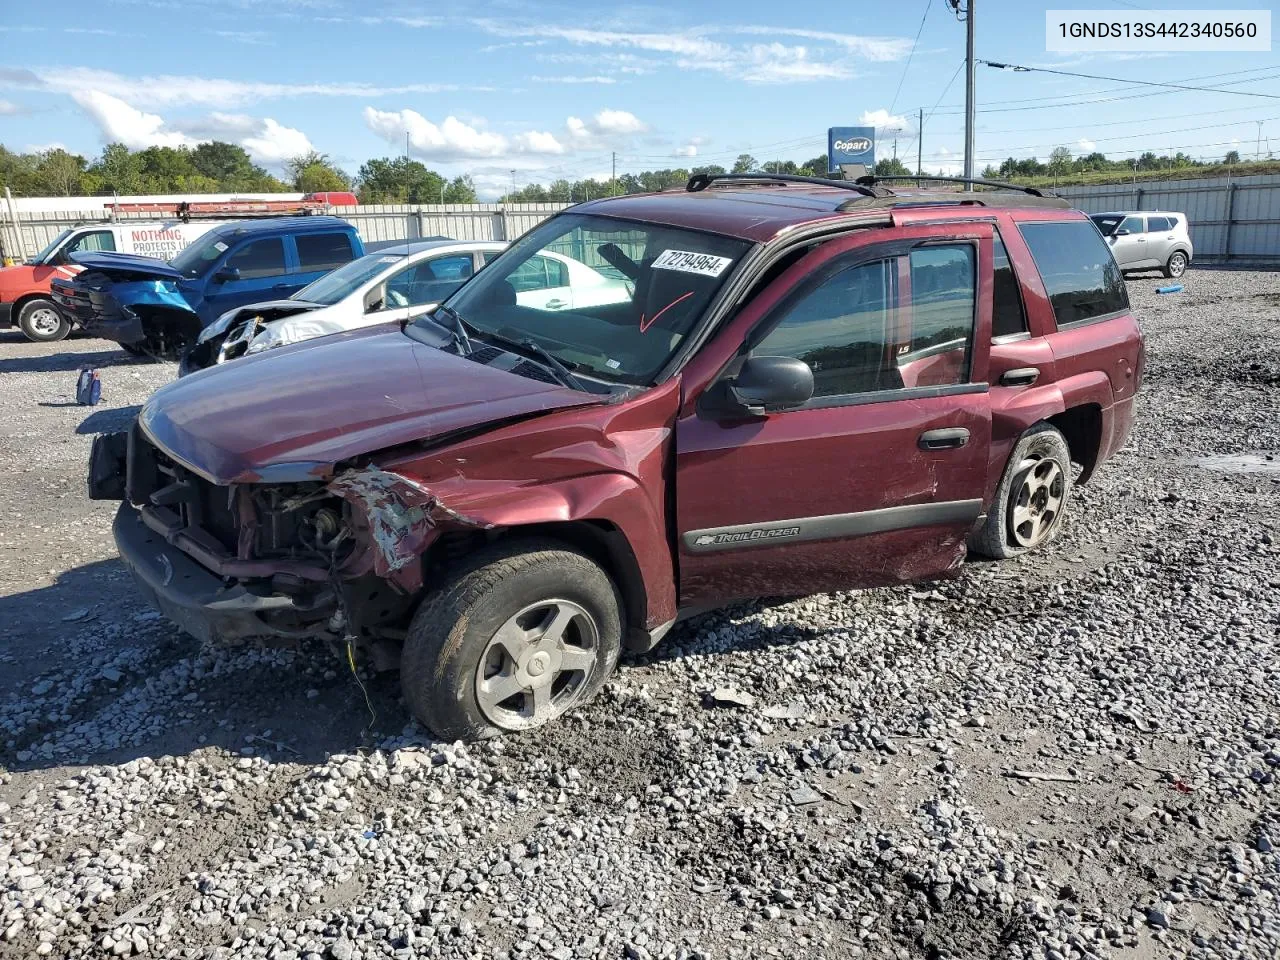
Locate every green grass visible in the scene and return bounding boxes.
[998,161,1280,190]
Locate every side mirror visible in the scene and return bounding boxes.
[215,266,241,283]
[1114,228,1130,236]
[703,355,814,419]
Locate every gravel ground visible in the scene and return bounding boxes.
[1,269,1278,960]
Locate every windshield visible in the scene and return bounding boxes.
[170,232,232,279]
[291,252,405,305]
[420,213,750,384]
[1090,215,1124,237]
[31,229,74,264]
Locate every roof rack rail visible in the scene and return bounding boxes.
[686,172,893,198]
[853,174,1055,198]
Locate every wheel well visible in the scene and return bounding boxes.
[14,292,60,318]
[1047,405,1102,484]
[422,520,647,634]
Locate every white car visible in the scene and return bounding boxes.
[181,239,634,374]
[180,239,505,374]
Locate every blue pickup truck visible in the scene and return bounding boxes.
[52,216,363,357]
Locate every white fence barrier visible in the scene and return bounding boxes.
[0,202,571,262]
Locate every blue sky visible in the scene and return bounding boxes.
[0,0,1276,197]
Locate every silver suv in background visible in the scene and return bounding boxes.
[1090,211,1193,278]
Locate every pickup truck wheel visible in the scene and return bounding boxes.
[400,539,623,740]
[1162,251,1188,279]
[18,299,71,342]
[969,423,1073,560]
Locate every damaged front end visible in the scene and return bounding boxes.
[92,424,489,647]
[180,301,322,376]
[52,255,199,357]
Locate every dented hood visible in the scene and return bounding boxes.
[140,325,601,484]
[70,250,185,281]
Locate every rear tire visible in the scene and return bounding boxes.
[18,299,71,342]
[400,539,623,740]
[1162,251,1188,279]
[969,423,1073,560]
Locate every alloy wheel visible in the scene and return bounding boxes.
[474,599,599,730]
[1009,456,1066,548]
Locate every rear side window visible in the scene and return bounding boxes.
[991,232,1027,339]
[296,232,354,271]
[1147,216,1171,233]
[226,238,286,279]
[1018,221,1128,327]
[508,255,568,293]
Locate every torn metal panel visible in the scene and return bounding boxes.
[327,465,491,586]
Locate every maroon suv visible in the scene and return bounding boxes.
[89,175,1143,739]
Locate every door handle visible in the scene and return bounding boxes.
[918,427,970,450]
[545,298,567,309]
[999,367,1040,387]
[272,282,291,290]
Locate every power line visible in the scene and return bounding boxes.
[889,0,931,115]
[981,60,1280,100]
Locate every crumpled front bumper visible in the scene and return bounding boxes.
[53,276,197,344]
[113,501,336,646]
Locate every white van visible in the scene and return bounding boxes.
[33,220,219,264]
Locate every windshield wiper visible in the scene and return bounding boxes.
[433,303,473,356]
[471,327,587,392]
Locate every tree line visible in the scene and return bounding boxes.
[1,140,1268,204]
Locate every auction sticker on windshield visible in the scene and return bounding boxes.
[652,250,734,277]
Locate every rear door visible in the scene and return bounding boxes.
[292,231,359,291]
[675,223,994,606]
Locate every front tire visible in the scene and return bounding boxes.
[18,298,71,342]
[1162,251,1188,279]
[400,539,623,740]
[969,423,1073,560]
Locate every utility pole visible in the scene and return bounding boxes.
[964,0,975,188]
[405,131,410,161]
[612,151,617,181]
[917,107,923,178]
[1257,121,1265,161]
[510,169,517,202]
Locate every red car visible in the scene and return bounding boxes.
[89,174,1143,739]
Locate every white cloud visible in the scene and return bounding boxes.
[69,94,314,165]
[732,43,853,83]
[365,106,508,160]
[70,90,195,149]
[727,25,913,61]
[1078,138,1097,152]
[592,109,646,135]
[0,99,19,115]
[1,66,483,108]
[25,142,67,154]
[530,75,616,85]
[858,109,911,133]
[471,21,728,59]
[512,130,566,155]
[674,144,698,157]
[215,29,273,46]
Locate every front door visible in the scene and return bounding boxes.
[675,225,994,607]
[201,236,289,322]
[1109,215,1148,268]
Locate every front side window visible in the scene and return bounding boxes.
[296,232,354,271]
[754,245,978,400]
[991,232,1028,339]
[1090,215,1123,237]
[226,238,286,280]
[65,230,116,255]
[431,213,750,384]
[172,232,233,278]
[1119,215,1145,235]
[292,252,405,305]
[754,259,901,398]
[1018,220,1128,327]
